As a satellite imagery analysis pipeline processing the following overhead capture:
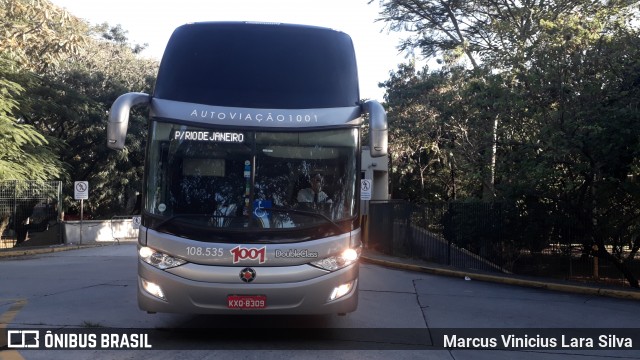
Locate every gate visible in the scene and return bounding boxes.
[367,201,412,256]
[0,181,62,248]
[368,200,640,286]
[368,200,507,273]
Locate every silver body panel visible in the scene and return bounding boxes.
[138,226,360,314]
[168,263,329,284]
[150,98,363,128]
[138,261,358,314]
[142,227,359,266]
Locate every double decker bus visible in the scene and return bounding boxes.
[107,22,387,314]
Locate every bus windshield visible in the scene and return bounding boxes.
[144,121,359,242]
[154,22,359,109]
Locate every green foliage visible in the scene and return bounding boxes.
[0,0,158,217]
[0,0,85,182]
[19,23,157,217]
[0,56,65,181]
[382,63,505,201]
[378,0,640,286]
[0,0,88,73]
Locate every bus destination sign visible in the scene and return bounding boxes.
[173,130,244,143]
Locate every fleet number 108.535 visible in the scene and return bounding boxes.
[185,247,224,257]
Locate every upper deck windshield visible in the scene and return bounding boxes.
[154,22,359,109]
[144,121,359,243]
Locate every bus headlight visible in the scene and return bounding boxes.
[139,246,187,270]
[310,247,361,271]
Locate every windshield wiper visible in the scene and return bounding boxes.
[258,207,344,233]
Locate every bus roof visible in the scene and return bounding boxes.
[153,22,360,109]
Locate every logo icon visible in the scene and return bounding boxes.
[7,330,40,348]
[231,246,267,264]
[239,268,256,283]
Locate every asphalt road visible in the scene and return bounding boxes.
[1,244,639,360]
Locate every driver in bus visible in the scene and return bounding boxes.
[297,174,332,205]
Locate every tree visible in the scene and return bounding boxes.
[1,0,158,217]
[375,0,635,71]
[382,62,453,201]
[376,0,640,287]
[522,28,640,287]
[375,0,637,200]
[0,0,83,181]
[0,58,66,182]
[17,22,158,217]
[382,61,513,201]
[0,0,87,73]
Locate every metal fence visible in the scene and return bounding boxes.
[367,200,640,287]
[0,180,62,248]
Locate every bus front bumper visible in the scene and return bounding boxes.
[137,260,359,315]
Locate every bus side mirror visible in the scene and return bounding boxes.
[107,92,150,150]
[363,100,388,157]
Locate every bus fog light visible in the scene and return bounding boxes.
[329,280,355,301]
[141,279,166,300]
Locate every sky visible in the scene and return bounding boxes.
[50,0,414,102]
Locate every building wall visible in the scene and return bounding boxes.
[361,146,389,214]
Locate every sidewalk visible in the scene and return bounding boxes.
[0,242,115,258]
[361,248,640,301]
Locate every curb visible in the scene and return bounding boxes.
[361,255,640,301]
[0,243,112,258]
